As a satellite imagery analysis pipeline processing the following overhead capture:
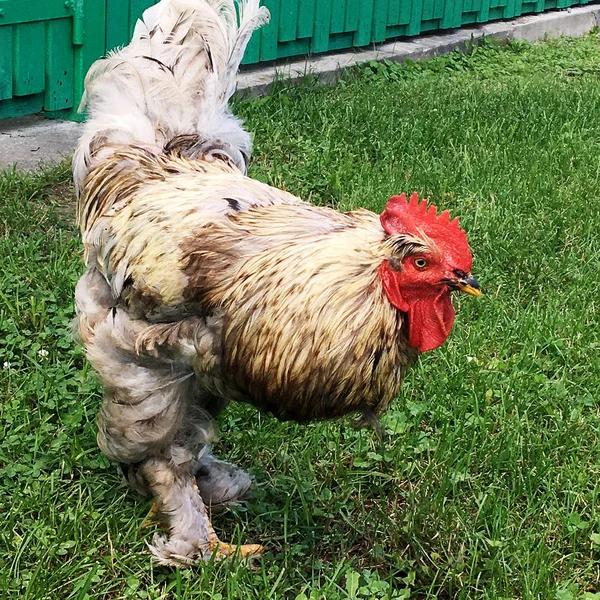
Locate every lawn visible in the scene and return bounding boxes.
[1,34,600,599]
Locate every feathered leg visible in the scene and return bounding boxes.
[76,269,262,565]
[122,451,254,514]
[195,453,253,512]
[190,390,253,511]
[141,456,217,564]
[140,456,262,565]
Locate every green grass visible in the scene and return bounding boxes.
[2,34,600,599]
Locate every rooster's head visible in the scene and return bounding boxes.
[379,192,481,353]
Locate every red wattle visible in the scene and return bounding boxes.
[407,292,455,352]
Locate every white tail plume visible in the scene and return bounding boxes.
[73,0,269,191]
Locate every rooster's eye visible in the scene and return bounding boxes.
[413,258,429,270]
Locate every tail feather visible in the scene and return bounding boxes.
[226,0,269,97]
[73,0,269,192]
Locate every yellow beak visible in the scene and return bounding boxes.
[456,276,483,297]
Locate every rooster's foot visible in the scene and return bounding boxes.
[141,456,261,567]
[210,540,265,560]
[148,533,264,566]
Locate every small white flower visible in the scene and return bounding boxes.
[2,361,10,369]
[38,348,49,358]
[466,356,474,362]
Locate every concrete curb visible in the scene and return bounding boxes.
[0,116,83,172]
[1,4,599,170]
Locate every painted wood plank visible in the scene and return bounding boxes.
[372,0,389,41]
[106,0,131,52]
[12,22,46,96]
[326,32,353,51]
[476,0,490,21]
[0,94,44,119]
[260,0,281,61]
[297,0,316,38]
[331,0,347,34]
[345,0,359,32]
[0,26,13,101]
[441,0,461,27]
[0,0,70,27]
[353,0,374,46]
[387,0,401,26]
[312,0,332,53]
[275,38,310,58]
[45,18,74,111]
[279,0,299,42]
[421,0,435,21]
[69,0,106,120]
[242,26,261,64]
[129,0,153,36]
[398,0,411,25]
[408,0,425,34]
[435,0,447,18]
[503,0,518,17]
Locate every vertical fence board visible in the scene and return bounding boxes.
[260,0,281,60]
[441,0,460,28]
[242,27,261,63]
[503,0,518,17]
[345,0,359,32]
[408,0,425,33]
[0,27,13,101]
[106,0,131,52]
[398,0,411,24]
[13,22,46,96]
[477,0,490,22]
[354,0,374,46]
[312,0,332,53]
[129,0,151,34]
[331,0,347,34]
[45,18,74,111]
[422,0,435,21]
[373,0,389,41]
[279,0,299,42]
[387,0,400,26]
[298,0,316,38]
[65,0,106,120]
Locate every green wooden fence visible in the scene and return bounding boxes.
[0,0,104,120]
[0,0,595,120]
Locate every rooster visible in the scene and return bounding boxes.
[73,0,482,566]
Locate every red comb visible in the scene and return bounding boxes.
[380,192,472,269]
[380,192,463,237]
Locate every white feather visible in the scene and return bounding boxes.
[73,0,269,192]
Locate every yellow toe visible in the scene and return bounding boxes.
[212,541,265,560]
